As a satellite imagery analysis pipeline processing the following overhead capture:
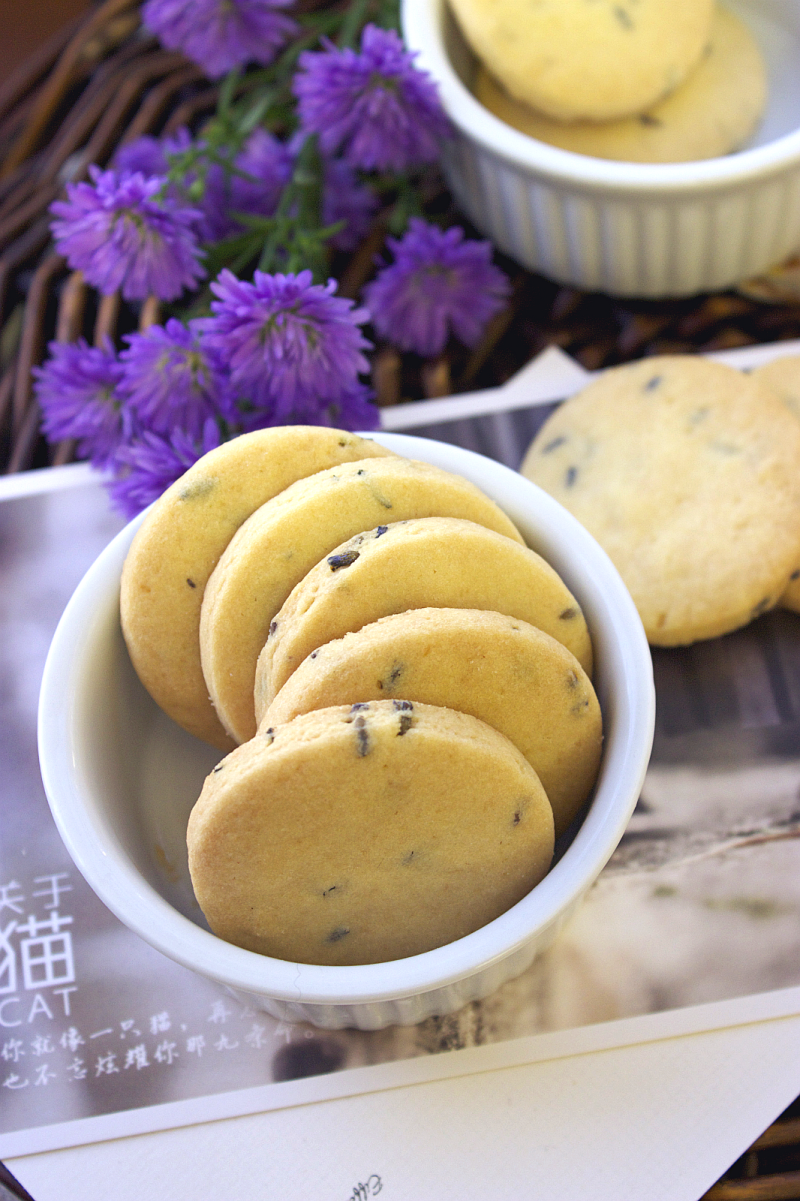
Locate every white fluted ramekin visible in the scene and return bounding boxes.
[38,435,654,1030]
[402,0,800,298]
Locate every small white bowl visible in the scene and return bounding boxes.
[402,0,800,298]
[38,434,654,1031]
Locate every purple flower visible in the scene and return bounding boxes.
[293,25,450,173]
[142,0,297,79]
[33,338,126,468]
[113,126,193,179]
[109,419,221,518]
[50,167,205,301]
[363,219,510,357]
[119,318,236,440]
[199,268,373,423]
[199,128,293,242]
[322,158,378,252]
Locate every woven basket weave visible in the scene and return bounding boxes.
[4,0,800,476]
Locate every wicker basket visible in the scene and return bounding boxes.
[3,0,800,476]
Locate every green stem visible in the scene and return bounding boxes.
[338,0,370,48]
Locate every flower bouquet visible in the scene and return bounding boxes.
[32,0,511,515]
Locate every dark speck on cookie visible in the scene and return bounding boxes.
[614,6,633,29]
[643,375,663,392]
[178,477,215,502]
[325,926,350,943]
[542,435,567,454]
[352,714,370,756]
[559,606,578,621]
[327,550,360,571]
[186,578,196,589]
[564,466,578,488]
[379,661,405,692]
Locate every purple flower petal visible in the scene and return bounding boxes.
[33,338,126,468]
[322,158,378,252]
[142,0,298,78]
[293,25,450,173]
[109,419,222,518]
[199,268,374,424]
[119,318,236,440]
[50,167,205,302]
[199,128,294,242]
[363,219,510,357]
[113,126,193,178]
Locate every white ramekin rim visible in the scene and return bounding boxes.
[38,434,655,1008]
[403,0,800,195]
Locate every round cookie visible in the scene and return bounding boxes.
[187,700,555,966]
[261,608,602,838]
[199,458,524,745]
[120,427,394,750]
[520,356,800,646]
[257,516,593,714]
[752,355,800,422]
[448,0,714,122]
[751,356,800,613]
[475,8,766,164]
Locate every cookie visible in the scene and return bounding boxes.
[752,355,800,422]
[261,607,602,837]
[448,0,714,122]
[521,356,800,645]
[751,356,800,613]
[256,516,593,712]
[187,700,555,965]
[475,8,766,164]
[199,458,524,745]
[120,427,394,750]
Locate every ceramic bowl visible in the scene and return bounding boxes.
[402,0,800,297]
[38,434,655,1030]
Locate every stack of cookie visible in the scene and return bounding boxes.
[450,0,767,163]
[120,428,603,966]
[521,355,800,646]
